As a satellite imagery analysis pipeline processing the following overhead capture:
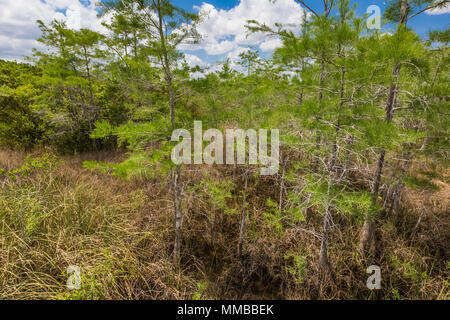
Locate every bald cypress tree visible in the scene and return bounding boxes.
[96,0,200,264]
[32,20,106,152]
[248,0,375,274]
[359,0,449,255]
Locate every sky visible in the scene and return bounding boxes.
[0,0,449,70]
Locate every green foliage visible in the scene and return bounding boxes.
[83,152,154,180]
[91,119,171,150]
[389,254,429,282]
[0,60,45,149]
[335,190,375,220]
[189,178,236,216]
[263,198,283,235]
[0,0,449,300]
[192,281,208,300]
[404,175,439,191]
[284,253,308,284]
[30,20,125,153]
[1,153,60,182]
[384,0,449,24]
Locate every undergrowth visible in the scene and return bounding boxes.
[0,149,448,300]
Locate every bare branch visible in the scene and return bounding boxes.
[408,0,450,21]
[294,0,319,17]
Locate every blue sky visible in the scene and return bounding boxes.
[0,0,448,67]
[171,0,450,36]
[175,0,450,68]
[173,0,241,10]
[173,0,450,31]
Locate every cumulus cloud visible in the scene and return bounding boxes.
[190,70,206,80]
[426,3,450,15]
[183,53,210,68]
[0,0,304,64]
[0,0,107,61]
[181,0,305,56]
[259,38,284,52]
[226,46,249,61]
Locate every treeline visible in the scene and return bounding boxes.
[0,0,449,298]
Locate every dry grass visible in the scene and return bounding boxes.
[0,149,448,300]
[0,149,196,299]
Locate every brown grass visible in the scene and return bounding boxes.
[0,148,448,300]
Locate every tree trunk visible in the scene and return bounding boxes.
[399,0,410,25]
[238,171,248,256]
[389,151,411,215]
[319,206,332,273]
[156,0,183,264]
[360,0,413,255]
[172,166,182,264]
[359,149,385,255]
[82,45,98,151]
[298,88,304,106]
[298,59,306,106]
[330,66,345,173]
[166,70,176,128]
[359,38,403,255]
[318,58,326,104]
[312,59,327,172]
[210,204,216,247]
[318,63,346,273]
[411,192,430,239]
[279,161,285,214]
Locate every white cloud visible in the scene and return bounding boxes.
[183,53,209,68]
[223,46,249,72]
[181,0,304,56]
[0,0,107,61]
[426,3,450,15]
[226,46,249,61]
[259,38,283,52]
[0,0,303,63]
[190,70,206,80]
[205,63,224,74]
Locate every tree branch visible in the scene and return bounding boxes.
[408,0,450,21]
[294,0,319,17]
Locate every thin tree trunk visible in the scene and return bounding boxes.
[430,63,441,91]
[319,64,345,273]
[156,0,183,264]
[359,54,402,255]
[359,149,385,255]
[298,88,304,106]
[238,171,248,256]
[172,166,182,264]
[399,0,410,25]
[298,59,306,106]
[331,66,345,173]
[279,161,285,214]
[311,57,334,271]
[166,70,176,128]
[359,0,410,256]
[319,206,332,273]
[82,45,98,150]
[318,58,326,104]
[411,192,430,239]
[389,151,411,215]
[318,57,346,273]
[82,45,95,107]
[210,204,216,247]
[313,59,327,172]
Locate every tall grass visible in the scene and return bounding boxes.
[0,149,448,300]
[0,150,196,299]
